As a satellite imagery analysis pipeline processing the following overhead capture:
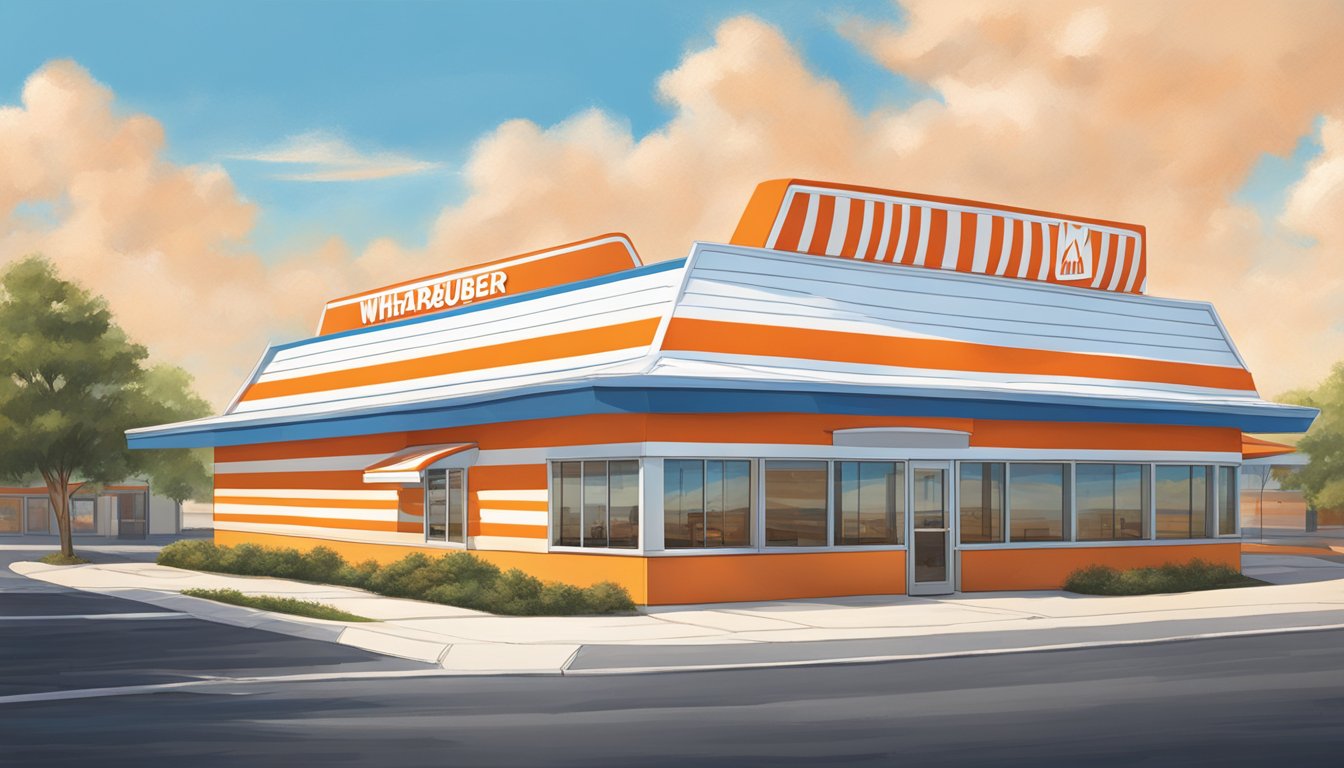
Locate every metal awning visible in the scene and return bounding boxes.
[362,443,478,484]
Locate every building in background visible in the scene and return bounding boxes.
[0,482,182,539]
[127,179,1318,604]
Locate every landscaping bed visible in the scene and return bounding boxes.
[158,540,635,616]
[181,588,375,622]
[1064,559,1266,596]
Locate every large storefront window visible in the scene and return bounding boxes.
[1218,466,1238,536]
[764,460,828,547]
[1156,465,1210,539]
[958,462,1004,543]
[1076,464,1148,541]
[552,460,638,549]
[0,498,20,534]
[1008,463,1069,542]
[26,497,50,533]
[834,461,904,545]
[664,460,750,548]
[426,468,465,544]
[71,497,96,533]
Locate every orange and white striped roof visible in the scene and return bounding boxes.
[731,179,1147,294]
[362,442,477,484]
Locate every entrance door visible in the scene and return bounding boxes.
[909,461,954,595]
[116,493,147,539]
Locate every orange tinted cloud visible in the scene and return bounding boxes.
[4,7,1343,408]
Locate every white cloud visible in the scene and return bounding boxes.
[230,131,442,182]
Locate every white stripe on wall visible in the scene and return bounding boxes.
[214,503,396,521]
[996,218,1015,276]
[214,488,399,500]
[971,213,992,273]
[913,207,932,266]
[215,454,390,475]
[825,196,850,256]
[479,509,548,526]
[1017,223,1033,278]
[470,535,548,553]
[941,210,961,270]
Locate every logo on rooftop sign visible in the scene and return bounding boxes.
[1054,223,1094,282]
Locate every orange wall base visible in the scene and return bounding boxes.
[213,529,650,603]
[959,543,1241,592]
[645,550,905,605]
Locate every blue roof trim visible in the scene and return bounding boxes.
[288,258,687,350]
[127,383,1318,449]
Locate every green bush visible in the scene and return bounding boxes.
[157,540,636,615]
[181,588,375,622]
[1064,559,1264,596]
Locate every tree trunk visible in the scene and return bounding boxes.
[43,472,75,559]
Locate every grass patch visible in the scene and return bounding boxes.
[159,540,636,616]
[38,553,89,565]
[1064,559,1266,596]
[180,588,375,622]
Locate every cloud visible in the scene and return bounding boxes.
[4,7,1344,411]
[230,131,442,181]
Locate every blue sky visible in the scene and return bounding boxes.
[0,0,925,260]
[0,1,1322,260]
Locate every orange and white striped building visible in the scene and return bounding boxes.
[129,179,1317,604]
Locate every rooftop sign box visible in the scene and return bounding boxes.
[316,234,643,335]
[731,179,1148,294]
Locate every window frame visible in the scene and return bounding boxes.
[423,466,468,548]
[548,458,644,554]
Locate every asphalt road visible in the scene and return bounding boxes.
[4,548,1344,766]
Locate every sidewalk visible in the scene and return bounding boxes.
[13,554,1344,676]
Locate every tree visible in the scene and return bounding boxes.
[1279,362,1344,511]
[0,256,212,558]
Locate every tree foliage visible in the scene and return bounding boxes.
[1279,361,1344,510]
[0,255,212,555]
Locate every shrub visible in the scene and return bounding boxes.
[1064,559,1264,596]
[181,588,375,622]
[157,540,636,615]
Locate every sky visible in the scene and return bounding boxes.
[0,0,1341,408]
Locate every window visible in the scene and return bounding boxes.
[426,468,465,544]
[0,498,20,534]
[958,462,1004,543]
[1156,465,1211,539]
[1076,464,1148,541]
[551,460,639,549]
[1218,466,1238,536]
[764,460,828,546]
[25,497,50,533]
[1009,463,1069,542]
[664,460,751,548]
[71,497,96,533]
[834,461,904,545]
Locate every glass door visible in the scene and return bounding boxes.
[909,461,954,595]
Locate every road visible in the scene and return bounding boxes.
[3,549,1344,766]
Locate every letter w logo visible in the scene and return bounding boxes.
[1054,223,1094,282]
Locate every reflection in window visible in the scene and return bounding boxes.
[1156,465,1210,539]
[958,462,1004,543]
[1218,466,1238,536]
[664,460,750,548]
[0,498,20,534]
[71,497,96,533]
[765,460,827,547]
[26,497,50,533]
[1009,463,1068,542]
[1076,464,1148,541]
[834,462,903,545]
[552,460,639,549]
[425,468,465,544]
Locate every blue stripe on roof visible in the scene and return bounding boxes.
[127,384,1318,449]
[285,258,687,350]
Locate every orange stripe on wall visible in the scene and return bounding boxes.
[242,317,661,402]
[961,543,1239,591]
[926,208,948,268]
[840,199,865,258]
[660,317,1257,391]
[477,522,548,538]
[477,498,548,511]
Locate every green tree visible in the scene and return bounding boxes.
[0,256,212,557]
[1280,362,1344,510]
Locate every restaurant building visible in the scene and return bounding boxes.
[127,179,1317,604]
